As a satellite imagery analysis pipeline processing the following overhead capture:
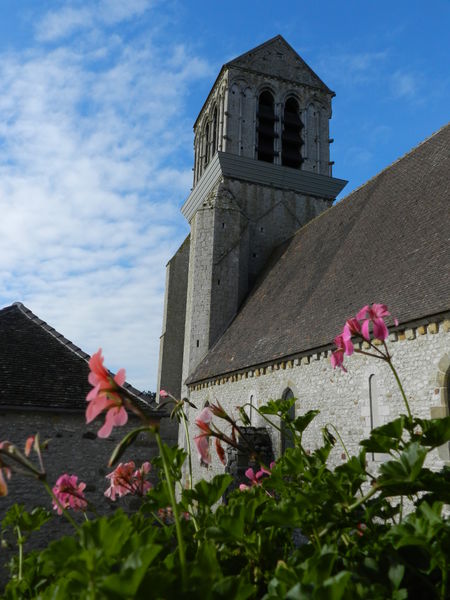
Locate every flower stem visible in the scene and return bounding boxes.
[244,404,283,433]
[154,431,187,588]
[386,359,412,420]
[15,525,23,582]
[347,485,378,512]
[325,423,350,460]
[180,410,193,491]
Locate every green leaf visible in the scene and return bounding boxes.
[184,474,233,507]
[378,442,427,485]
[415,416,450,448]
[320,571,352,600]
[292,410,319,434]
[260,397,296,416]
[212,576,256,599]
[100,544,162,597]
[108,426,153,466]
[360,417,406,453]
[388,564,405,590]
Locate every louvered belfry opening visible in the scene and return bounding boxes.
[257,91,276,163]
[204,122,210,168]
[212,107,218,158]
[282,97,303,169]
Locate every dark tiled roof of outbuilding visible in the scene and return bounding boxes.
[188,123,450,384]
[0,303,154,411]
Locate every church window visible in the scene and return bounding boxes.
[204,122,210,168]
[257,91,276,163]
[281,387,295,453]
[282,97,303,169]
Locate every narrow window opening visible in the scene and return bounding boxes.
[204,123,210,168]
[212,107,218,156]
[222,222,225,229]
[217,279,220,285]
[252,253,257,258]
[196,339,199,348]
[281,388,295,453]
[260,227,264,232]
[282,97,303,169]
[257,91,275,163]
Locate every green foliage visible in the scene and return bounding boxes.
[2,398,450,599]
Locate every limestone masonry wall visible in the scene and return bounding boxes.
[185,320,449,486]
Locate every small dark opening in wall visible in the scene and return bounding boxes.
[252,253,257,258]
[218,279,220,285]
[260,227,264,232]
[196,340,199,347]
[222,222,225,228]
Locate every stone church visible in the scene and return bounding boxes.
[156,35,450,484]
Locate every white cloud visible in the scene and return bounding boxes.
[0,3,210,390]
[318,50,388,87]
[390,70,418,99]
[36,0,153,42]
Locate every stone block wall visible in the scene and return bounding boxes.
[185,320,449,485]
[0,408,177,585]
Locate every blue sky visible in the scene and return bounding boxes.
[0,0,448,391]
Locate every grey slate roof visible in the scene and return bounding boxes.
[0,303,154,411]
[188,123,450,384]
[226,35,333,94]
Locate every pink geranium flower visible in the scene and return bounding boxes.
[105,461,152,500]
[86,349,128,438]
[342,318,361,348]
[193,407,213,464]
[215,438,226,465]
[52,474,87,515]
[330,335,348,372]
[356,303,398,341]
[0,465,11,497]
[239,462,275,490]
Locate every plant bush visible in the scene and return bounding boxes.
[1,304,449,599]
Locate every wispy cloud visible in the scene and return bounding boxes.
[36,0,153,42]
[390,70,418,99]
[0,2,212,390]
[318,50,388,87]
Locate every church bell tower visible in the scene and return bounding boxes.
[157,35,347,400]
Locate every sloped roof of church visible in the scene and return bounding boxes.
[0,303,153,411]
[188,123,450,384]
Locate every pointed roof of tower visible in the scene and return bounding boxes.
[226,35,333,94]
[194,35,332,128]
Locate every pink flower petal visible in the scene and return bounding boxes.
[114,368,126,387]
[361,320,370,340]
[194,435,211,464]
[86,395,113,423]
[372,318,388,341]
[356,305,369,320]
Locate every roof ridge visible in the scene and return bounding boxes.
[9,302,151,405]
